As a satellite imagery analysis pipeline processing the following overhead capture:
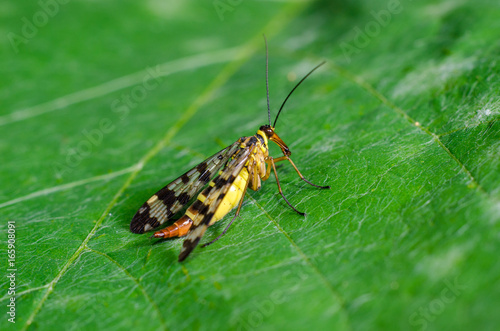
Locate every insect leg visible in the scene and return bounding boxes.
[268,157,305,216]
[271,155,330,189]
[285,156,330,189]
[202,173,251,248]
[262,158,273,181]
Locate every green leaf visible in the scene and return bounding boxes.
[1,0,499,330]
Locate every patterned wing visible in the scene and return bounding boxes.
[130,141,240,233]
[178,147,251,262]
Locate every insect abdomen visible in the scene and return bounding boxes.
[209,167,249,225]
[183,167,249,227]
[153,216,193,238]
[152,168,249,239]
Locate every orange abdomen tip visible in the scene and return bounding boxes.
[153,215,193,239]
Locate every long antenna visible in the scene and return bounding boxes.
[273,61,326,128]
[263,34,271,126]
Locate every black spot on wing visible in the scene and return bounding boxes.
[178,236,202,262]
[156,188,177,206]
[214,175,234,189]
[178,192,190,205]
[200,170,212,183]
[198,185,215,201]
[199,203,210,215]
[130,203,160,233]
[190,200,204,213]
[197,162,208,173]
[201,212,215,225]
[195,161,212,183]
[181,173,190,184]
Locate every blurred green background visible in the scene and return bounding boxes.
[1,0,499,330]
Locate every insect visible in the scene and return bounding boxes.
[130,38,329,262]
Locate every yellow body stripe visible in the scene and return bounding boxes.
[209,167,249,225]
[256,130,268,145]
[198,194,207,203]
[185,209,196,219]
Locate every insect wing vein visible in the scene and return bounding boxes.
[130,141,240,233]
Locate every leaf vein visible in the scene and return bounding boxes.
[0,165,139,209]
[87,248,168,330]
[0,47,242,127]
[329,63,489,196]
[247,194,352,330]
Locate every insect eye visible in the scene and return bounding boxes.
[259,125,274,138]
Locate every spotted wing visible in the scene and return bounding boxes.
[178,147,251,262]
[130,141,240,233]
